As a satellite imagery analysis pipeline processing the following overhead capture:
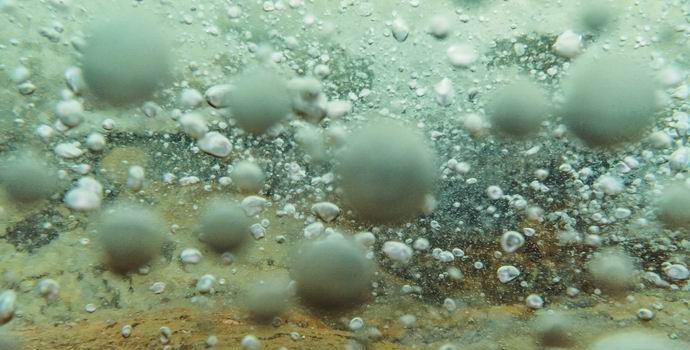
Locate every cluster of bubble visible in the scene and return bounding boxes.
[0,0,689,349]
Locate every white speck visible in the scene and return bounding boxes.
[179,176,200,186]
[637,308,654,321]
[303,222,325,239]
[85,133,106,152]
[149,282,166,294]
[196,274,216,294]
[552,30,583,58]
[84,303,97,313]
[349,317,364,331]
[486,185,504,200]
[126,165,145,192]
[241,196,268,216]
[36,124,54,140]
[64,66,86,94]
[64,186,101,211]
[180,248,203,264]
[434,78,454,106]
[198,132,232,158]
[382,241,413,264]
[121,325,132,338]
[180,88,204,109]
[227,6,242,19]
[429,15,451,39]
[241,335,261,350]
[664,264,689,280]
[311,202,340,222]
[497,265,521,283]
[205,84,233,108]
[250,223,266,240]
[10,66,30,83]
[326,100,352,119]
[447,44,477,67]
[392,18,409,42]
[180,113,208,139]
[54,142,84,159]
[526,294,544,309]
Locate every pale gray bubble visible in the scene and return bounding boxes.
[0,155,60,203]
[657,182,690,230]
[291,238,373,310]
[244,278,291,322]
[587,248,636,293]
[200,200,251,253]
[488,79,549,138]
[227,67,292,134]
[562,55,657,148]
[81,15,171,105]
[533,311,573,348]
[97,204,165,274]
[336,121,437,223]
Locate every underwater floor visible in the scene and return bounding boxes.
[0,0,689,349]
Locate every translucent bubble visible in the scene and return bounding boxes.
[244,278,291,322]
[488,79,549,138]
[97,204,165,273]
[657,182,690,229]
[533,311,573,348]
[336,121,437,223]
[81,14,171,105]
[291,237,373,310]
[230,161,265,193]
[562,54,657,148]
[0,155,60,203]
[587,248,636,293]
[200,200,251,253]
[227,67,291,134]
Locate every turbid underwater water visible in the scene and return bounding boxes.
[0,0,689,349]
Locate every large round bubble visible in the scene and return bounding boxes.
[488,79,549,138]
[0,155,59,203]
[562,55,657,148]
[291,237,373,310]
[97,204,165,273]
[227,68,292,134]
[657,182,690,230]
[200,200,251,253]
[244,278,291,322]
[336,121,437,223]
[81,15,171,105]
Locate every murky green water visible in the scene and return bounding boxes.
[0,0,689,349]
